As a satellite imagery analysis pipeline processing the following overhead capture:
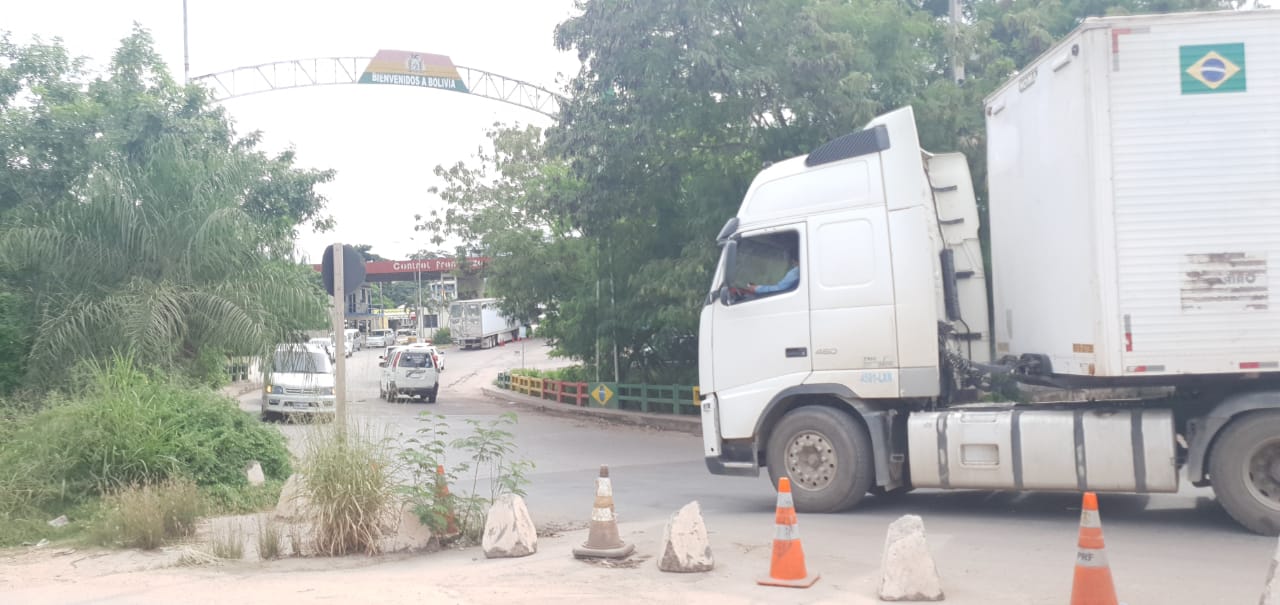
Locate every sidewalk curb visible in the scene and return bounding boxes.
[222,380,262,399]
[481,387,702,436]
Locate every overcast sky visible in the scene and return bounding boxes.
[8,0,583,262]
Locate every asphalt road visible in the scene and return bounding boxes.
[228,339,1277,603]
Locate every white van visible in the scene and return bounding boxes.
[344,328,361,351]
[262,344,335,420]
[367,328,395,347]
[379,344,440,403]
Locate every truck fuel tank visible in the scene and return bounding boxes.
[907,408,1178,493]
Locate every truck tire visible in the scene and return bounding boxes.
[427,386,438,404]
[1209,411,1280,536]
[765,406,874,513]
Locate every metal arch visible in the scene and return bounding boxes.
[191,57,563,118]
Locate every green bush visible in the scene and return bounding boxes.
[0,363,291,515]
[510,366,590,383]
[431,327,452,345]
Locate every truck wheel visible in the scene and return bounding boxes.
[765,406,874,513]
[428,386,438,404]
[1210,411,1280,536]
[389,383,399,403]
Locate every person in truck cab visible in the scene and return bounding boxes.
[746,254,800,295]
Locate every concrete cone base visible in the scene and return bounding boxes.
[757,573,821,588]
[573,542,636,559]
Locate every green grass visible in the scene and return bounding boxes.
[509,365,590,382]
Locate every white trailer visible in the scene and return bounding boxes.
[699,10,1280,535]
[449,298,518,349]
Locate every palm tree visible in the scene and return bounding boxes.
[0,135,329,383]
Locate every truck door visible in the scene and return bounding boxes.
[710,226,812,437]
[806,209,900,398]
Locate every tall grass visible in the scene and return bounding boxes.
[299,421,399,556]
[92,478,202,549]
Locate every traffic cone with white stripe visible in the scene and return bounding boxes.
[1071,492,1119,605]
[758,477,819,588]
[573,465,635,559]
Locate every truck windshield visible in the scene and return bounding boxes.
[273,350,331,374]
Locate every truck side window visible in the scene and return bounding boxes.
[732,231,800,301]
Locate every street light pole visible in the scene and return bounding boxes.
[182,0,190,84]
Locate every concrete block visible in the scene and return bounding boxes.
[482,494,537,558]
[245,461,265,487]
[382,502,434,553]
[273,474,309,520]
[658,501,714,573]
[878,515,944,602]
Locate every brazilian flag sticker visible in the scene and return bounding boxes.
[1181,43,1246,95]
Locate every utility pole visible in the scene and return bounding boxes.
[182,0,191,84]
[331,242,347,437]
[950,0,965,84]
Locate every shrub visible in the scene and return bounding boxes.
[0,363,291,515]
[93,478,202,550]
[399,412,533,543]
[510,366,590,383]
[299,422,398,556]
[431,327,452,345]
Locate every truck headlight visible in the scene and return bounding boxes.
[268,385,284,394]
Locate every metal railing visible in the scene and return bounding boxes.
[497,372,700,416]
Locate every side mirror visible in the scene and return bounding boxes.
[719,285,733,306]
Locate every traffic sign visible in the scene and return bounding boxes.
[590,383,615,406]
[322,244,366,296]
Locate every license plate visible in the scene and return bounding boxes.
[285,401,315,409]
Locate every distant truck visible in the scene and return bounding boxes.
[699,10,1280,535]
[449,298,519,349]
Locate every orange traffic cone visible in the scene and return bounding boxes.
[1071,492,1119,605]
[758,477,819,588]
[573,465,635,559]
[435,464,459,536]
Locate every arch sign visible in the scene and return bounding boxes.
[358,50,470,93]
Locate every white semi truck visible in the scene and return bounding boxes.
[449,298,519,349]
[698,10,1280,535]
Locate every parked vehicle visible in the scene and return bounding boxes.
[344,328,361,351]
[367,329,395,347]
[261,344,335,420]
[380,344,440,403]
[449,298,518,349]
[699,10,1280,535]
[395,328,417,345]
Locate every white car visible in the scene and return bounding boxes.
[394,329,417,345]
[367,329,395,348]
[379,344,440,403]
[262,344,335,420]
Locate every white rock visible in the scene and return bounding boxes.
[245,461,266,487]
[47,515,69,528]
[273,474,309,520]
[381,503,434,553]
[878,515,944,602]
[482,494,537,558]
[658,501,714,573]
[1262,536,1280,605]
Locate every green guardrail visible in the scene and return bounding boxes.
[496,372,700,416]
